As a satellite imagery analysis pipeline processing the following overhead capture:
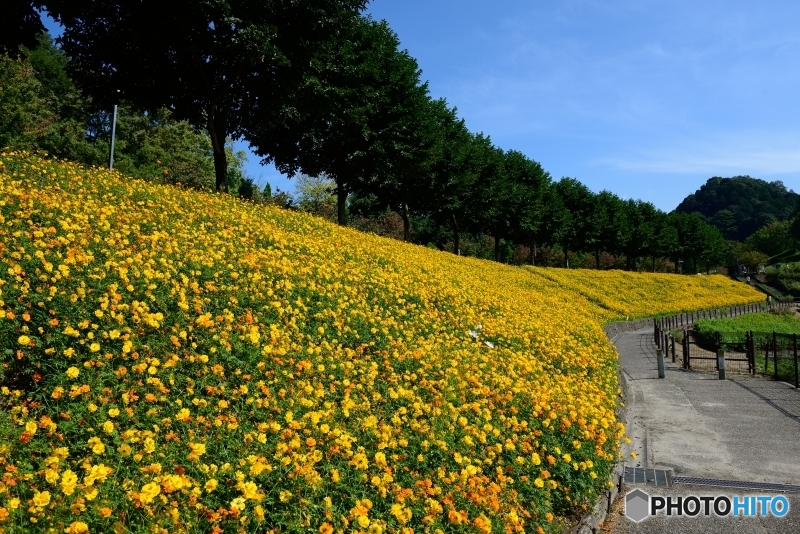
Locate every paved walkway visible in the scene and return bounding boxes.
[608,328,800,534]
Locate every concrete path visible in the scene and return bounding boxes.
[607,328,800,533]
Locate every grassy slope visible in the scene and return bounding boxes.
[0,152,764,534]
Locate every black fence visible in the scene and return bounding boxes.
[653,324,799,388]
[654,301,795,333]
[758,332,799,388]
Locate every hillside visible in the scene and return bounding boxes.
[674,176,798,241]
[0,152,764,533]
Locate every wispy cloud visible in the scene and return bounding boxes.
[597,134,800,178]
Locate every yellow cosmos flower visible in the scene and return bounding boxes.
[32,490,51,507]
[65,522,90,534]
[139,482,161,504]
[17,335,30,345]
[66,367,79,379]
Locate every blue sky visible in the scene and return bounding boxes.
[43,1,800,210]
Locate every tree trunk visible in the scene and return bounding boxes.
[563,242,569,268]
[530,239,536,266]
[652,255,656,272]
[494,233,501,262]
[452,214,460,255]
[207,106,228,192]
[401,203,411,241]
[595,249,601,269]
[337,180,347,226]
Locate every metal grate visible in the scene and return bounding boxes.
[673,477,800,493]
[624,467,672,487]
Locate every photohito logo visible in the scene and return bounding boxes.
[624,489,790,522]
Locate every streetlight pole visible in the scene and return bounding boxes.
[109,104,118,170]
[109,90,120,170]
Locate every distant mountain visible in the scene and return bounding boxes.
[674,176,799,241]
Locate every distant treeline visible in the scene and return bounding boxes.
[2,1,799,272]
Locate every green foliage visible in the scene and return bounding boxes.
[295,174,337,220]
[742,220,793,259]
[1,0,45,57]
[44,0,369,191]
[675,175,799,241]
[0,53,54,150]
[106,107,215,189]
[695,312,800,344]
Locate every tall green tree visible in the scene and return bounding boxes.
[41,0,367,192]
[585,190,626,269]
[506,151,551,265]
[551,178,593,267]
[426,105,476,255]
[248,16,431,228]
[468,136,508,261]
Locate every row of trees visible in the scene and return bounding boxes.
[3,1,745,272]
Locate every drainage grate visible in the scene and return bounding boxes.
[673,477,800,493]
[624,467,672,487]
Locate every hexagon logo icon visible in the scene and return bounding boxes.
[625,488,650,523]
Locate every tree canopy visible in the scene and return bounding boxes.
[41,0,368,191]
[675,175,799,241]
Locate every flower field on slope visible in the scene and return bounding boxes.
[526,267,762,321]
[0,152,764,534]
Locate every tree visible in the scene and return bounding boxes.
[551,178,593,267]
[468,135,507,261]
[247,16,431,228]
[675,175,799,240]
[743,221,793,259]
[506,151,551,265]
[425,104,476,255]
[790,197,800,247]
[1,0,45,57]
[0,53,54,150]
[295,174,337,221]
[41,0,368,192]
[584,190,626,269]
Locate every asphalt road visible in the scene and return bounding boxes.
[607,328,800,534]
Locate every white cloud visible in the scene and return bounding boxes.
[597,134,800,178]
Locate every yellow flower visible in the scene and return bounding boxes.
[240,481,259,500]
[534,478,544,488]
[32,490,51,508]
[89,342,100,352]
[204,479,218,492]
[61,470,78,495]
[88,437,105,455]
[65,522,90,534]
[139,482,161,504]
[279,490,292,503]
[230,497,246,512]
[17,335,30,345]
[25,420,37,435]
[108,407,120,418]
[66,367,80,379]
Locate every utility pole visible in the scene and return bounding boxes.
[109,104,118,170]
